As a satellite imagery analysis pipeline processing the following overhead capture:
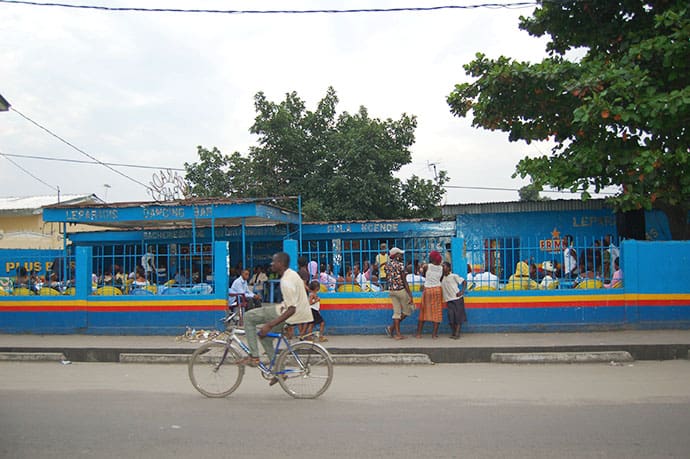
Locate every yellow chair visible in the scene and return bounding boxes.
[472,286,496,291]
[576,279,603,289]
[95,286,122,296]
[503,282,524,291]
[546,280,560,290]
[163,279,176,287]
[320,284,329,293]
[38,287,60,296]
[337,284,362,293]
[0,289,9,296]
[612,281,623,289]
[409,284,422,292]
[12,287,34,296]
[145,285,158,294]
[63,287,76,296]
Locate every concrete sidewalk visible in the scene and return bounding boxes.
[1,329,689,364]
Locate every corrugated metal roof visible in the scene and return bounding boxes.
[0,194,103,212]
[442,199,612,216]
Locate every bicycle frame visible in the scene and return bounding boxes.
[215,325,316,379]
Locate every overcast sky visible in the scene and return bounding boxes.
[1,0,600,205]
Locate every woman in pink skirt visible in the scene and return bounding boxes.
[416,250,444,339]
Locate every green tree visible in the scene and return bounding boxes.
[448,0,690,239]
[185,87,448,221]
[518,183,549,202]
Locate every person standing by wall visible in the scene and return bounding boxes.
[375,242,388,289]
[441,261,467,339]
[385,247,414,340]
[416,250,444,339]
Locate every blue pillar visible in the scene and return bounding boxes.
[451,237,467,277]
[75,246,92,300]
[214,241,229,298]
[283,239,298,271]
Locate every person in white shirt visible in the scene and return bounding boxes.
[473,267,499,290]
[248,266,268,296]
[562,235,578,277]
[141,246,157,284]
[239,252,313,373]
[441,262,467,339]
[230,269,262,310]
[405,264,425,289]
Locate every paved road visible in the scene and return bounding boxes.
[2,361,690,458]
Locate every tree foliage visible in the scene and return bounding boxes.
[448,0,690,239]
[186,87,448,221]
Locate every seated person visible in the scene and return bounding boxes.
[15,266,31,289]
[248,266,268,296]
[405,264,425,290]
[173,268,188,286]
[132,266,149,288]
[573,260,602,288]
[230,269,262,310]
[506,261,539,290]
[319,264,337,292]
[239,252,313,374]
[604,257,623,288]
[99,267,123,291]
[539,261,559,289]
[473,266,499,290]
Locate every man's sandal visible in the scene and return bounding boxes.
[236,356,260,367]
[269,374,287,386]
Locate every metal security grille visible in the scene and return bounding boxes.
[464,235,622,291]
[300,236,450,292]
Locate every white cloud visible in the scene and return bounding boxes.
[0,0,595,205]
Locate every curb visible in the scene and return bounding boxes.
[331,353,432,365]
[490,351,634,364]
[119,352,433,365]
[0,352,66,362]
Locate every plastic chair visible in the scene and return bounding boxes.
[472,286,496,291]
[95,286,122,296]
[12,287,34,296]
[0,289,9,296]
[161,286,186,295]
[337,284,362,293]
[576,279,603,289]
[38,287,61,296]
[131,288,155,296]
[228,293,248,326]
[63,287,76,296]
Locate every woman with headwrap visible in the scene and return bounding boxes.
[416,250,444,339]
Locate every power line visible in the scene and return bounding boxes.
[444,184,617,195]
[0,152,184,171]
[10,107,152,192]
[0,150,59,192]
[0,0,541,15]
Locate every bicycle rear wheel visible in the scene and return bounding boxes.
[275,342,333,399]
[188,342,244,398]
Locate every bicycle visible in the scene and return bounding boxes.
[188,312,334,399]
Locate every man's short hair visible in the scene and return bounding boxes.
[274,252,290,267]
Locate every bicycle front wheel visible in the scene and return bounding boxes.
[188,342,244,398]
[275,342,334,399]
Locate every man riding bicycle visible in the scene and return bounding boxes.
[237,252,313,367]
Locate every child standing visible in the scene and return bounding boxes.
[441,261,467,339]
[300,280,328,342]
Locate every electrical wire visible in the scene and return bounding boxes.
[10,107,152,191]
[0,152,185,171]
[0,0,543,15]
[0,150,59,192]
[444,184,616,195]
